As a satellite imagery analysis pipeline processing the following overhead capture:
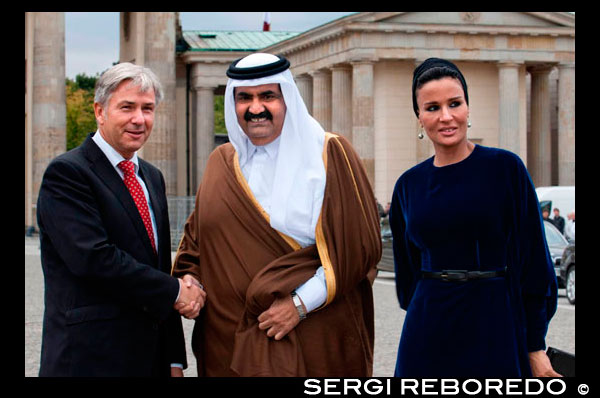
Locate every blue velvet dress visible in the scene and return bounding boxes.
[389,144,558,377]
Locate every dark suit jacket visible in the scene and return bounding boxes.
[37,133,186,376]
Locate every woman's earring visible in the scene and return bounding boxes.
[467,120,472,128]
[418,128,424,139]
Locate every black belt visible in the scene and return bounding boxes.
[422,268,506,282]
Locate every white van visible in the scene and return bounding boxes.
[535,186,575,219]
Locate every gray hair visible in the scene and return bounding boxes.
[94,62,163,108]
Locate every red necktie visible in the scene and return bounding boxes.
[118,160,157,253]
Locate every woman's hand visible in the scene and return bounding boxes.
[529,350,562,377]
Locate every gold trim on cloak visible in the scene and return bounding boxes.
[172,133,366,309]
[230,133,365,307]
[231,134,339,305]
[315,132,337,305]
[232,150,302,252]
[317,133,371,306]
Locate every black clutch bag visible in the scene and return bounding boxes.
[546,347,575,377]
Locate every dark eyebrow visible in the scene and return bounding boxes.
[235,89,278,97]
[423,96,463,106]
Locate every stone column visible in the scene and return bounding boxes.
[31,12,66,228]
[528,65,553,187]
[25,12,34,231]
[143,12,177,195]
[351,60,375,185]
[415,59,433,163]
[497,62,520,155]
[331,65,353,140]
[311,69,332,131]
[193,86,216,190]
[295,74,313,114]
[557,63,575,186]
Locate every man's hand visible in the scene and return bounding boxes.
[170,367,184,377]
[257,294,303,340]
[529,350,562,377]
[174,274,206,319]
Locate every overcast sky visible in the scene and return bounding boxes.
[65,12,356,79]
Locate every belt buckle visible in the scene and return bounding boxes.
[441,270,468,282]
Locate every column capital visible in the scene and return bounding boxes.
[497,61,523,69]
[329,63,352,72]
[526,63,555,75]
[558,62,575,70]
[349,58,377,66]
[294,73,312,80]
[309,68,331,78]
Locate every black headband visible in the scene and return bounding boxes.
[226,54,290,80]
[412,58,469,117]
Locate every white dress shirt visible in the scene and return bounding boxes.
[242,137,327,313]
[92,131,159,250]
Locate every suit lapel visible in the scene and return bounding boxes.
[81,135,158,259]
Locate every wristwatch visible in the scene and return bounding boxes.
[290,291,307,321]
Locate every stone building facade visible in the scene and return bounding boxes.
[24,12,575,230]
[181,12,575,205]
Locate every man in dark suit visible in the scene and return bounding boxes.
[552,208,566,235]
[36,62,205,377]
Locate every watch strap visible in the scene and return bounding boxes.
[291,291,307,320]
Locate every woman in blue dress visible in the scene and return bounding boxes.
[389,58,560,377]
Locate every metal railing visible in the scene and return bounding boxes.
[167,196,196,251]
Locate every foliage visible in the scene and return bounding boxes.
[66,75,227,151]
[75,73,98,91]
[66,73,98,150]
[214,95,226,135]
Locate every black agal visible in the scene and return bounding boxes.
[226,54,290,79]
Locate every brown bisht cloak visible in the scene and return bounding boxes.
[172,133,382,376]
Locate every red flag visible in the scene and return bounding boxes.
[263,12,271,31]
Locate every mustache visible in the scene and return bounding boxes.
[244,109,273,121]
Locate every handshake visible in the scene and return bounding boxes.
[174,274,207,319]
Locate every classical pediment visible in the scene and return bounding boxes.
[262,11,574,73]
[354,11,574,29]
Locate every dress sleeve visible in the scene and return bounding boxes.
[510,157,558,352]
[389,177,422,310]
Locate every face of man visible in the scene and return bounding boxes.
[234,83,287,146]
[94,80,156,159]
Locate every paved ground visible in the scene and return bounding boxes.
[25,236,574,377]
[25,236,199,377]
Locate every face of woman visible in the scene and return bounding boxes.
[416,77,469,150]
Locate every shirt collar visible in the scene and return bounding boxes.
[92,130,140,173]
[247,135,281,161]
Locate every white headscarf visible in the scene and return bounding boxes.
[224,53,326,247]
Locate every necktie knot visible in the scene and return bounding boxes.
[118,160,135,176]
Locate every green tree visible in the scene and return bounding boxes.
[66,73,98,150]
[214,94,226,135]
[75,73,98,91]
